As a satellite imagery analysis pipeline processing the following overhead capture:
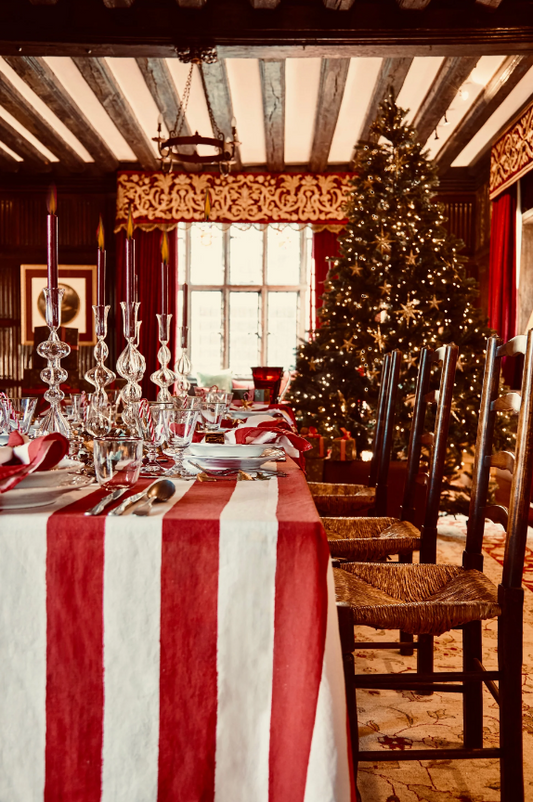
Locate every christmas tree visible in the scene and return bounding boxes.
[289,92,508,502]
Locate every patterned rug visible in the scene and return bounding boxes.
[355,516,533,802]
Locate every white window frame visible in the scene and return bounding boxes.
[178,223,311,376]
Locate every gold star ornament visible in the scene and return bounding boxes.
[342,335,356,352]
[428,295,442,310]
[380,280,392,296]
[370,326,386,352]
[309,357,318,372]
[350,262,363,277]
[405,250,417,266]
[397,300,419,323]
[374,229,392,255]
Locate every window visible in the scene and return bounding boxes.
[177,223,311,377]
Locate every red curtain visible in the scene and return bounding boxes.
[312,229,341,331]
[488,187,517,341]
[115,229,178,400]
[488,186,517,385]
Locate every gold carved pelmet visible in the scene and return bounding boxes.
[115,171,352,231]
[490,102,533,200]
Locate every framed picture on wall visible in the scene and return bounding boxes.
[20,264,97,346]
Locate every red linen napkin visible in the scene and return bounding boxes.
[0,432,69,493]
[232,420,311,469]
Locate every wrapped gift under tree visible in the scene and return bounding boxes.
[300,426,331,459]
[330,428,356,461]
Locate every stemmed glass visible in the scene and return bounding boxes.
[141,401,173,474]
[163,408,199,478]
[86,397,115,438]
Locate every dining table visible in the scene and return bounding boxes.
[0,457,354,802]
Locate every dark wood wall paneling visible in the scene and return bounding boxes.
[0,184,117,393]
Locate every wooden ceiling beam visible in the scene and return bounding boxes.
[309,57,350,171]
[3,1,533,58]
[175,0,207,6]
[412,56,480,145]
[200,60,242,170]
[250,0,281,7]
[395,0,431,8]
[72,57,158,170]
[259,59,285,172]
[136,57,200,172]
[0,116,51,171]
[0,71,86,170]
[103,0,135,6]
[476,0,504,8]
[323,0,356,9]
[436,55,533,173]
[3,56,118,172]
[357,56,413,145]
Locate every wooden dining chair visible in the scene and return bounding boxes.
[308,349,402,517]
[323,344,458,565]
[335,329,533,802]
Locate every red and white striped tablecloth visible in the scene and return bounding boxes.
[0,459,354,802]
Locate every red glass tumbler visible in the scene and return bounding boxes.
[251,367,284,403]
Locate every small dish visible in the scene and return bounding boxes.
[186,444,273,470]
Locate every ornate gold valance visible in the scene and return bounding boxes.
[490,101,533,200]
[115,170,352,231]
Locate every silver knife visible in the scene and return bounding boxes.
[108,484,155,517]
[84,487,128,516]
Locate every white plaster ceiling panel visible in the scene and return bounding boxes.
[397,56,445,123]
[0,104,58,161]
[453,64,533,167]
[285,57,322,164]
[0,141,22,161]
[106,58,162,157]
[329,57,383,164]
[44,56,136,162]
[425,55,507,159]
[225,58,266,165]
[0,57,93,162]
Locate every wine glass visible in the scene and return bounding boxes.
[141,401,174,474]
[93,437,143,489]
[86,398,115,438]
[163,408,199,478]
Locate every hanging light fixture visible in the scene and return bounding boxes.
[153,55,239,175]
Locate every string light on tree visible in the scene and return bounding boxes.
[288,90,509,503]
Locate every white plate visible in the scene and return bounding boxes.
[186,444,273,470]
[17,469,82,489]
[0,475,93,510]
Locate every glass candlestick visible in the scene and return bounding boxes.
[151,313,177,401]
[36,287,71,439]
[85,305,116,408]
[175,326,192,395]
[116,301,145,435]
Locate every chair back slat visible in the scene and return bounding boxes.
[398,343,458,548]
[368,351,401,487]
[419,343,459,563]
[503,328,533,589]
[368,352,394,487]
[373,349,402,516]
[496,334,527,357]
[492,393,522,413]
[485,504,509,529]
[464,333,529,568]
[399,347,433,522]
[490,451,515,473]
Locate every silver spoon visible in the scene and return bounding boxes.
[132,479,176,516]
